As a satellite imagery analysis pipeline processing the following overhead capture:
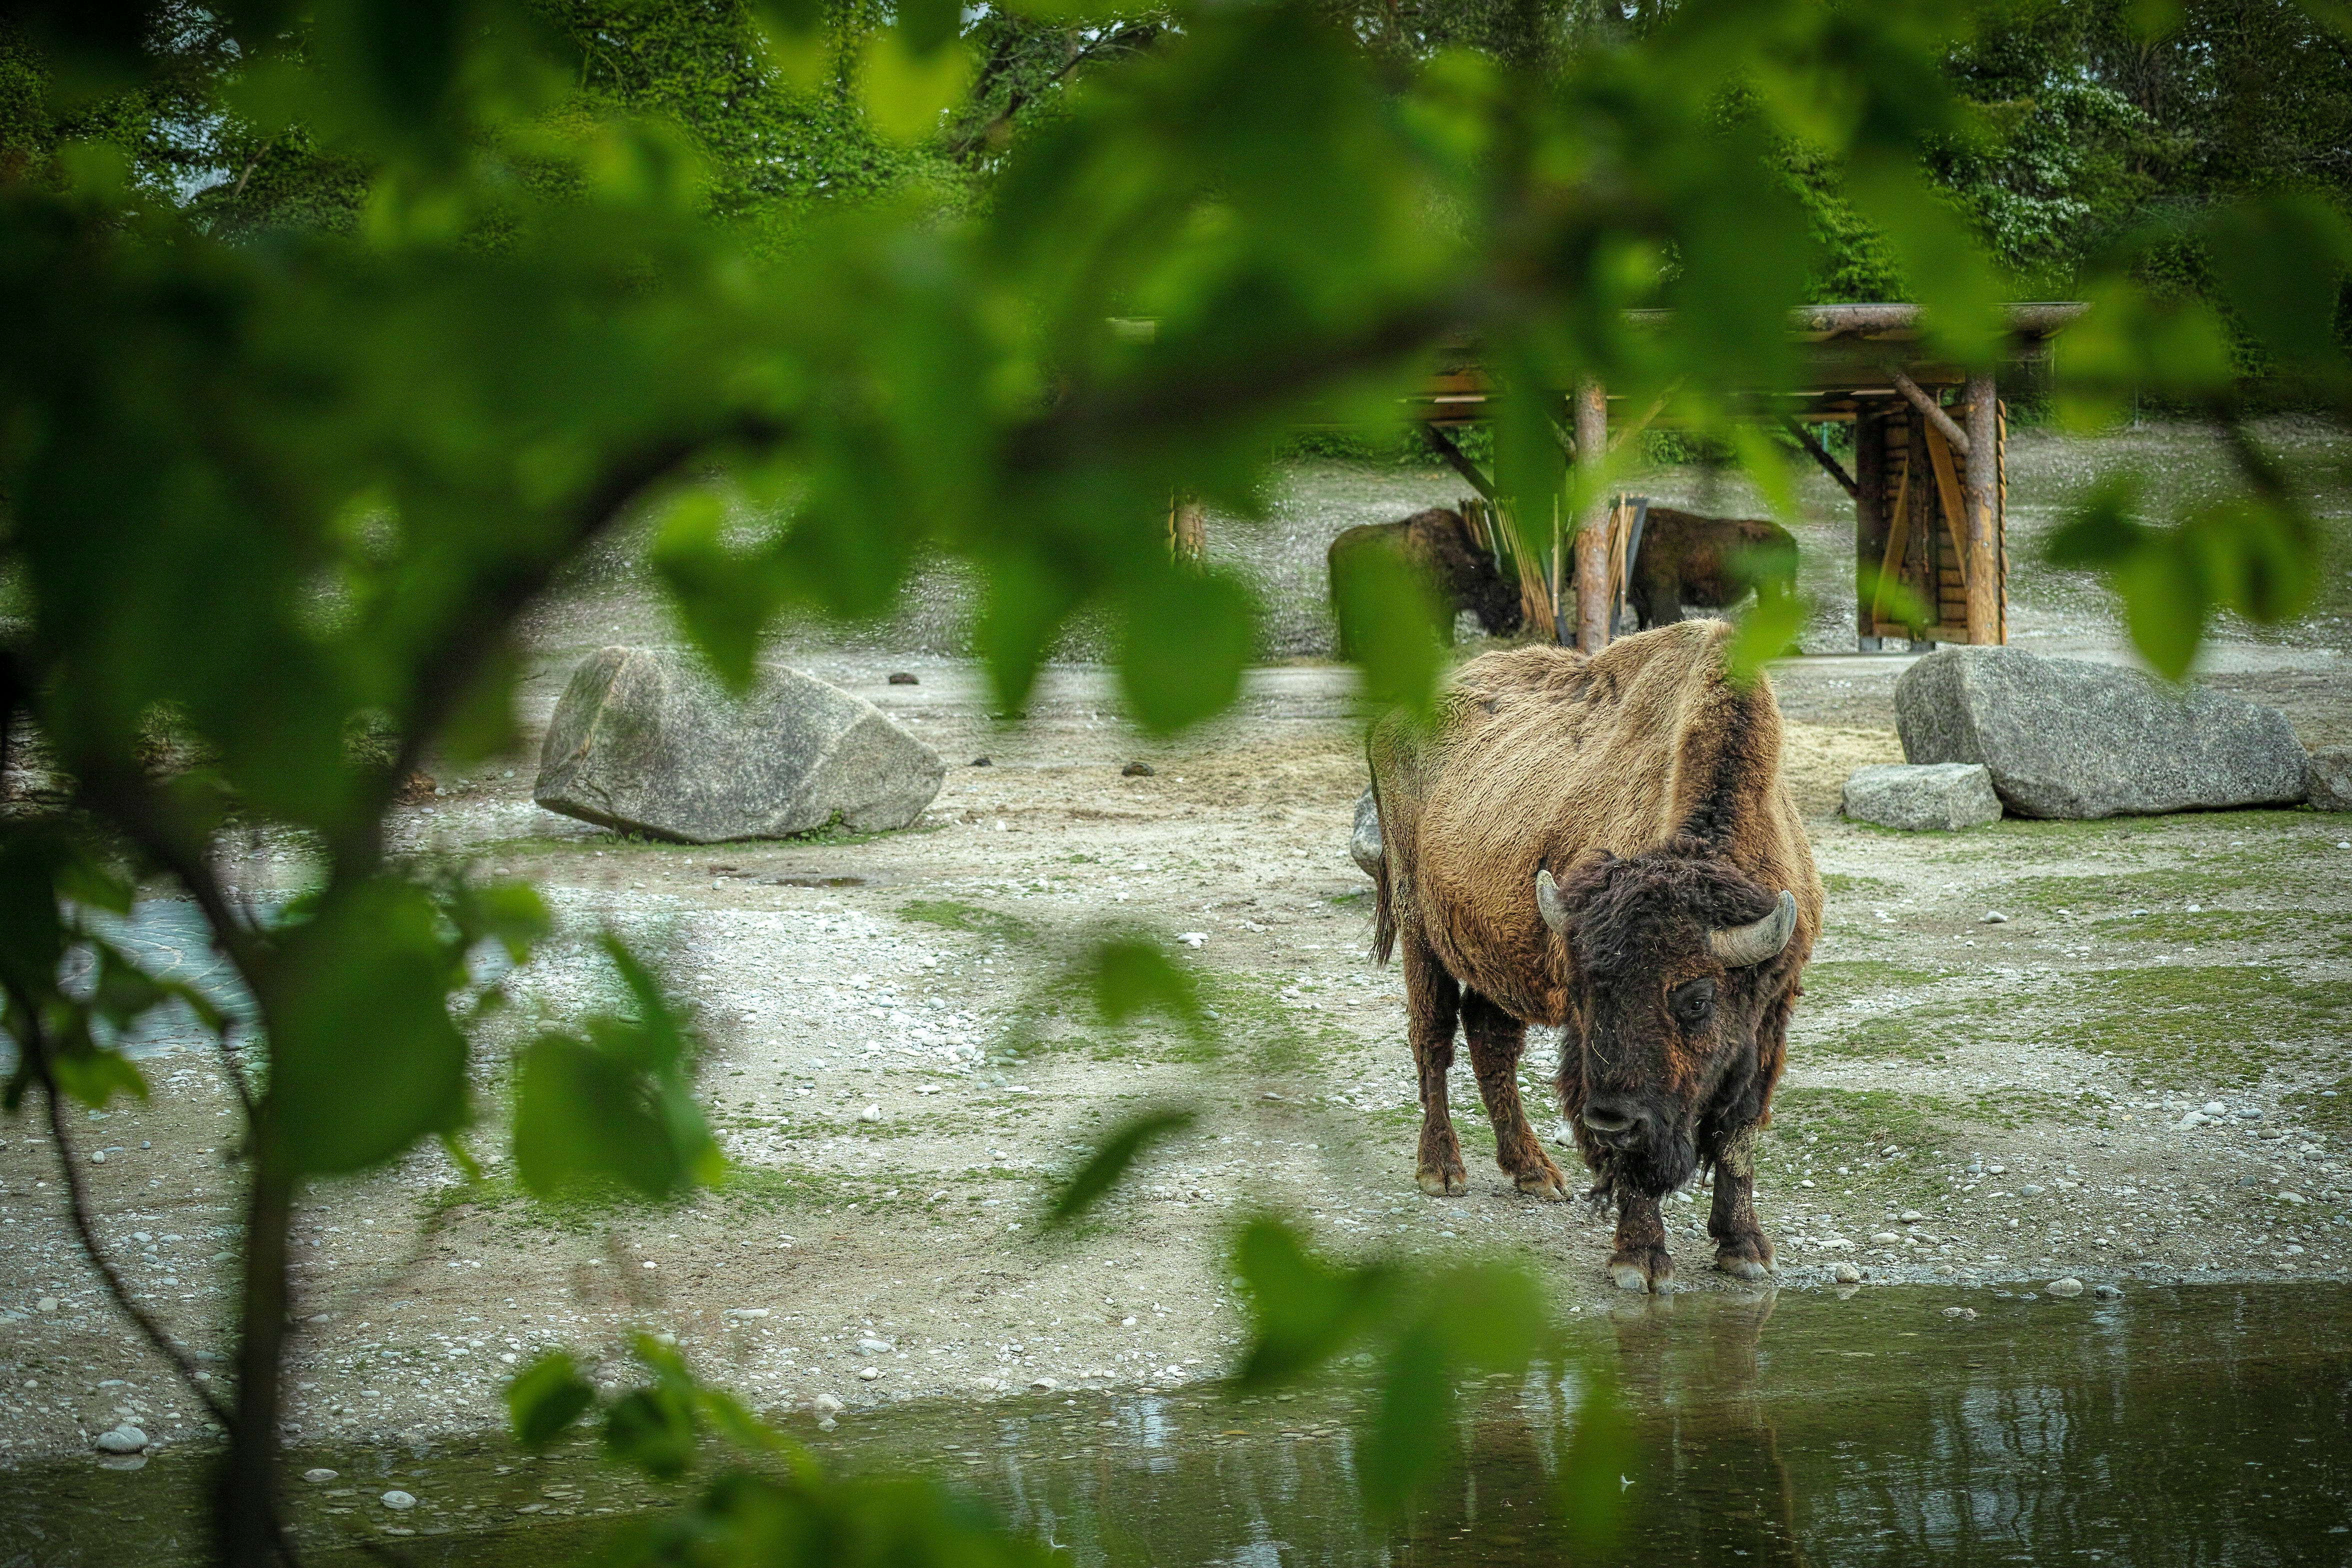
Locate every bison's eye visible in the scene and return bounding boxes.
[1669,978,1716,1028]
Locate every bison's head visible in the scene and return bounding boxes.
[1534,844,1798,1199]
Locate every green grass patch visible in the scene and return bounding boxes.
[2043,964,2349,1087]
[1800,959,1956,1008]
[898,899,1036,942]
[1820,872,1902,898]
[2282,1082,2352,1139]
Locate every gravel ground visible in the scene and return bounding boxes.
[2,420,2348,1474]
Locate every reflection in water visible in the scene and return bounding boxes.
[4,1284,2348,1566]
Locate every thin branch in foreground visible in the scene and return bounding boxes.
[28,1022,236,1430]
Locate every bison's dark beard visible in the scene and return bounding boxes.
[1582,1119,1700,1203]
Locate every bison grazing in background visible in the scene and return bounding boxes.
[1628,508,1799,630]
[1328,508,1522,658]
[1359,620,1821,1292]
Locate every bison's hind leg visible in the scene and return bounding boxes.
[1402,932,1468,1197]
[1705,1124,1775,1282]
[1462,990,1569,1201]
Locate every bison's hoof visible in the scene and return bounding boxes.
[1514,1168,1570,1202]
[1714,1254,1772,1282]
[1608,1250,1674,1293]
[1416,1168,1468,1197]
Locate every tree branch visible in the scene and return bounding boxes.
[1885,367,1971,458]
[22,1008,236,1430]
[1782,418,1860,500]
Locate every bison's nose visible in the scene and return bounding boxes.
[1582,1096,1652,1144]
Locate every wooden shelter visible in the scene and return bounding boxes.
[1400,303,2086,653]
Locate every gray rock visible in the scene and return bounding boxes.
[1842,762,2002,832]
[2309,746,2352,812]
[534,648,944,844]
[381,1490,416,1510]
[1349,790,1383,878]
[92,1426,147,1454]
[2093,1284,2124,1300]
[2045,1277,2086,1298]
[1895,648,2308,818]
[1830,1262,1860,1284]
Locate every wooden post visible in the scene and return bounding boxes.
[1572,377,1610,651]
[1854,410,1886,648]
[1964,370,2000,644]
[1904,406,1934,646]
[1168,491,1206,563]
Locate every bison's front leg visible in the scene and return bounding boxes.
[1462,990,1568,1200]
[1610,1191,1674,1293]
[1402,931,1468,1196]
[1706,1125,1774,1281]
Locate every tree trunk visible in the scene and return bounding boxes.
[1572,378,1610,651]
[1964,370,2000,645]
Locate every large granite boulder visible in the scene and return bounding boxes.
[1842,763,2002,832]
[2309,746,2352,814]
[1894,647,2308,819]
[534,648,944,842]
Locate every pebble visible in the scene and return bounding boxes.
[1980,912,2008,924]
[2046,1278,2086,1298]
[381,1491,416,1510]
[1899,1210,1924,1222]
[1122,761,1155,777]
[304,1468,340,1484]
[2204,1101,2227,1116]
[35,1296,58,1314]
[887,672,918,685]
[1030,1378,1057,1392]
[1831,1262,1860,1284]
[813,1394,844,1414]
[2018,1184,2044,1198]
[856,1336,894,1354]
[89,1150,106,1164]
[1940,1306,1978,1320]
[968,756,991,767]
[1178,932,1206,948]
[92,1426,148,1454]
[2094,1284,2124,1300]
[858,1104,882,1123]
[1871,1232,1904,1245]
[858,1366,880,1381]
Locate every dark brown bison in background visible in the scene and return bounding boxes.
[1359,620,1822,1292]
[1628,508,1800,630]
[1328,508,1522,658]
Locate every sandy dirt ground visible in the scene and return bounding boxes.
[2,420,2349,1474]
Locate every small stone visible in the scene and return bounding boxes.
[1980,912,2008,924]
[1178,932,1206,948]
[1030,1378,1057,1392]
[887,672,919,685]
[1122,761,1155,777]
[856,1336,894,1354]
[381,1491,416,1511]
[812,1394,844,1414]
[35,1296,58,1314]
[1941,1306,1965,1318]
[817,1415,838,1431]
[304,1468,339,1484]
[1831,1262,1861,1284]
[969,756,991,768]
[93,1426,148,1454]
[1900,1209,1924,1222]
[1962,1308,1978,1320]
[2093,1284,2124,1300]
[1987,1164,2005,1174]
[2046,1278,2085,1298]
[2204,1100,2228,1116]
[857,1366,880,1381]
[1871,1232,1904,1246]
[858,1104,882,1124]
[89,1150,106,1164]
[2236,1106,2262,1120]
[2018,1184,2044,1198]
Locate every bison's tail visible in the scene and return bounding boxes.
[1372,852,1397,966]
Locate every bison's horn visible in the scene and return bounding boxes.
[1534,868,1572,934]
[1708,890,1798,967]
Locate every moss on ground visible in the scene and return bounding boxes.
[1800,959,1958,1008]
[898,899,1036,942]
[2042,964,2348,1087]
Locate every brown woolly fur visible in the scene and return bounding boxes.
[1628,508,1799,630]
[1329,508,1522,659]
[1362,620,1822,1290]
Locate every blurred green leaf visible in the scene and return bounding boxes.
[1554,1370,1632,1553]
[652,490,784,692]
[1120,568,1255,734]
[1330,546,1442,722]
[1361,1318,1450,1510]
[605,1384,700,1480]
[267,878,469,1174]
[1044,1106,1196,1230]
[862,31,972,142]
[2202,195,2352,371]
[1233,1220,1395,1386]
[507,1352,596,1448]
[1086,937,1202,1030]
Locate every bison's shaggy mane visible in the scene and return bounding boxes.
[1556,836,1780,979]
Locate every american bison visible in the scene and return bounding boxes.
[1628,508,1799,630]
[1359,620,1821,1292]
[1328,508,1522,658]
